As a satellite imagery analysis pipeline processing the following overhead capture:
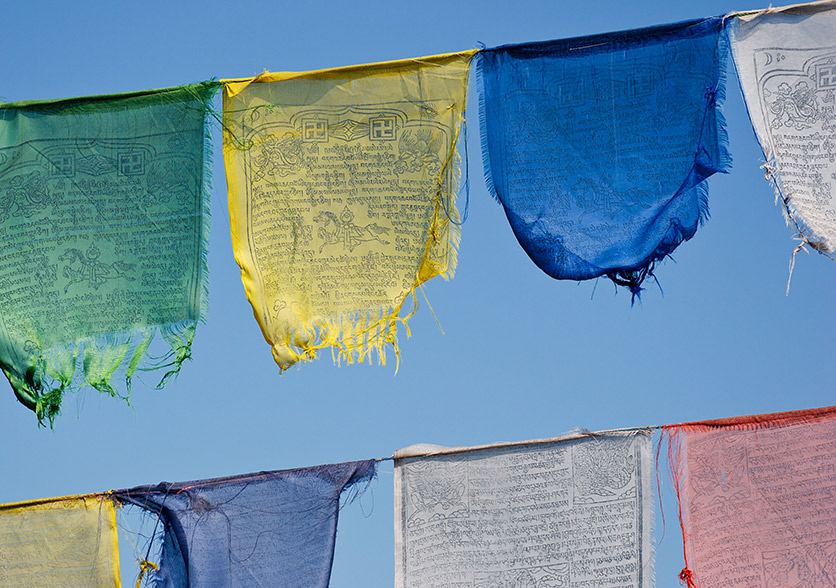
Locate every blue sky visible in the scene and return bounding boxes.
[1,1,834,585]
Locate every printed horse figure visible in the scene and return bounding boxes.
[58,245,136,293]
[313,206,390,253]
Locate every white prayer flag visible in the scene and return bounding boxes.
[394,432,654,588]
[730,2,836,260]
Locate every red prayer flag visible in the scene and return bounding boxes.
[661,406,836,587]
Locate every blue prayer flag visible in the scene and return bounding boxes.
[477,18,731,297]
[115,460,376,588]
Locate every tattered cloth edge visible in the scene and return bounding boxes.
[1,82,220,427]
[223,53,474,373]
[5,320,197,428]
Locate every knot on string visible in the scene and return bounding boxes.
[704,85,718,106]
[760,161,777,183]
[428,223,440,244]
[679,567,696,588]
[136,559,159,588]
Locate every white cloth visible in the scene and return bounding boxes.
[730,1,836,253]
[394,432,654,588]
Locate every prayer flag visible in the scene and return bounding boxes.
[662,406,836,587]
[115,460,376,587]
[478,18,731,296]
[0,83,219,425]
[394,432,654,587]
[729,2,836,281]
[0,495,120,587]
[222,52,474,371]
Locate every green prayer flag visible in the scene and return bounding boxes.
[0,82,219,425]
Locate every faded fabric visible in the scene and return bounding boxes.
[662,406,836,587]
[222,52,474,371]
[0,83,219,425]
[115,460,376,588]
[0,495,120,587]
[394,432,654,587]
[478,18,731,296]
[729,2,836,269]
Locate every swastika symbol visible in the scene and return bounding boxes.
[118,152,145,176]
[303,120,328,142]
[818,64,836,89]
[50,154,74,177]
[370,117,396,140]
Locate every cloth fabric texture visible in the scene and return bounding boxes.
[0,82,219,425]
[0,495,120,587]
[114,460,376,588]
[662,406,836,587]
[222,52,474,371]
[729,2,836,273]
[478,18,731,296]
[394,432,654,587]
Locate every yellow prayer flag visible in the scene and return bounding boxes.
[0,495,121,587]
[223,51,476,371]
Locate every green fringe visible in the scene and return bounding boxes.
[7,321,197,428]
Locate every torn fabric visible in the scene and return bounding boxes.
[0,82,219,425]
[729,1,836,277]
[662,406,836,587]
[477,18,731,296]
[222,52,474,371]
[0,495,120,587]
[394,432,654,587]
[114,460,376,588]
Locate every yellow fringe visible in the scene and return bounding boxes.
[136,559,159,588]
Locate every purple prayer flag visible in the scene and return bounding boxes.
[114,460,375,587]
